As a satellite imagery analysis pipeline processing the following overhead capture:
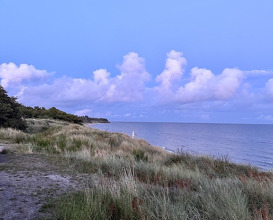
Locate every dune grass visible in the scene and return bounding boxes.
[1,119,273,219]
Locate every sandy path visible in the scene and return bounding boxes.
[0,147,90,220]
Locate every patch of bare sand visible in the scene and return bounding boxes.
[0,150,93,220]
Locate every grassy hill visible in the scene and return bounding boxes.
[0,119,272,219]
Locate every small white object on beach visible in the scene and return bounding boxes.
[132,131,135,138]
[0,146,5,153]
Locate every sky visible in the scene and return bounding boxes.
[1,0,273,123]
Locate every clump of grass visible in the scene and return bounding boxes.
[164,150,259,178]
[242,178,273,217]
[132,149,148,162]
[47,169,253,220]
[49,170,141,220]
[25,118,69,133]
[0,128,29,143]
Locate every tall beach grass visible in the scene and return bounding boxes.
[1,119,272,219]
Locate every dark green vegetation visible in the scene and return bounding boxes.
[20,106,109,124]
[1,120,272,220]
[0,85,26,130]
[79,115,110,124]
[20,106,83,124]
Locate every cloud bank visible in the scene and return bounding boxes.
[1,50,273,122]
[3,52,151,107]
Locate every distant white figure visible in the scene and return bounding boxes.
[132,131,135,138]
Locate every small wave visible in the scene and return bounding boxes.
[261,160,273,165]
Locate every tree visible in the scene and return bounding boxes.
[0,85,26,130]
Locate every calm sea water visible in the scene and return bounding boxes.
[90,122,273,171]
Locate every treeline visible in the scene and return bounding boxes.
[79,115,110,124]
[19,106,110,124]
[0,85,109,130]
[19,106,83,124]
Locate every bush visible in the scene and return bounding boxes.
[133,149,148,162]
[0,85,26,130]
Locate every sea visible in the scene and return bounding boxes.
[90,122,273,171]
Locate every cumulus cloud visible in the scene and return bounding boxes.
[175,68,244,103]
[2,51,271,122]
[19,76,105,107]
[105,52,151,102]
[156,50,187,90]
[0,62,51,88]
[15,52,151,107]
[265,78,273,98]
[93,69,110,85]
[153,50,244,104]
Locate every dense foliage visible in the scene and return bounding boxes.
[0,85,26,130]
[79,115,110,124]
[20,106,109,124]
[20,106,83,124]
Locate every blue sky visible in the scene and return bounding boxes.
[1,0,273,123]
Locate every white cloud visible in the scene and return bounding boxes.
[74,109,93,116]
[175,68,244,103]
[93,69,110,85]
[257,114,273,121]
[177,67,214,102]
[0,62,51,88]
[213,68,244,99]
[265,78,273,98]
[156,50,187,90]
[124,113,131,117]
[19,76,103,107]
[105,52,151,102]
[1,52,246,108]
[15,52,151,107]
[154,53,244,104]
[2,51,272,122]
[243,69,273,76]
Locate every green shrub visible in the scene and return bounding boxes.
[133,149,148,162]
[71,138,83,151]
[57,134,66,150]
[0,85,27,130]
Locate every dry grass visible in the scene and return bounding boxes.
[0,127,28,143]
[25,118,69,133]
[22,123,169,162]
[1,119,273,219]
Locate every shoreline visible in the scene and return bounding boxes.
[88,122,273,172]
